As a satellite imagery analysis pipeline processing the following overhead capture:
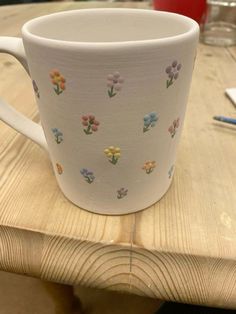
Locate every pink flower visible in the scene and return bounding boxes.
[82,114,100,134]
[169,126,174,133]
[91,125,98,132]
[107,74,114,81]
[89,115,95,121]
[114,83,122,91]
[107,81,113,88]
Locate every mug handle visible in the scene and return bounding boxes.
[0,37,47,150]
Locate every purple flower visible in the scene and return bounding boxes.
[80,168,95,183]
[165,60,182,88]
[117,188,128,199]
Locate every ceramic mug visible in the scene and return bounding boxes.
[0,9,199,215]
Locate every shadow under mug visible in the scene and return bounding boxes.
[0,9,199,215]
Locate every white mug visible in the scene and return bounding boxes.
[0,9,199,215]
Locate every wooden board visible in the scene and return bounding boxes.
[0,1,236,309]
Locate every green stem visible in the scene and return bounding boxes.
[87,124,92,134]
[85,176,93,184]
[146,168,153,174]
[108,86,117,98]
[143,124,150,133]
[110,155,118,164]
[54,83,63,95]
[166,77,174,88]
[84,124,92,135]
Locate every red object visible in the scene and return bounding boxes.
[153,0,207,24]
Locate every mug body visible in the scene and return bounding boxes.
[22,9,199,214]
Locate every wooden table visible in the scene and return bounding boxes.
[0,1,236,310]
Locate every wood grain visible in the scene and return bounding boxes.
[0,1,236,309]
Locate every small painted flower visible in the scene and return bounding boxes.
[166,60,182,88]
[117,188,128,199]
[143,112,158,132]
[80,168,95,184]
[81,115,100,135]
[142,161,156,174]
[104,146,121,165]
[168,165,174,179]
[32,80,40,98]
[56,163,63,175]
[50,69,66,95]
[168,118,180,138]
[107,72,124,98]
[51,128,63,144]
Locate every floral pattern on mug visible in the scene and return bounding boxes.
[50,69,66,95]
[107,72,124,98]
[51,128,63,144]
[32,80,40,98]
[81,114,100,135]
[168,165,174,179]
[168,118,180,138]
[143,112,158,132]
[80,168,95,184]
[117,188,128,199]
[142,161,156,174]
[104,146,121,165]
[56,163,63,175]
[165,60,182,88]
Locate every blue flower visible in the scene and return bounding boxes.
[52,128,63,144]
[143,112,158,132]
[150,112,158,121]
[143,115,150,122]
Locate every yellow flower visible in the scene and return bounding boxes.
[105,146,121,161]
[114,153,121,158]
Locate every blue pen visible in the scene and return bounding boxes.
[213,116,236,126]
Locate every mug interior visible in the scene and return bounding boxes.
[23,9,198,44]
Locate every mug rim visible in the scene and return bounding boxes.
[22,8,199,50]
